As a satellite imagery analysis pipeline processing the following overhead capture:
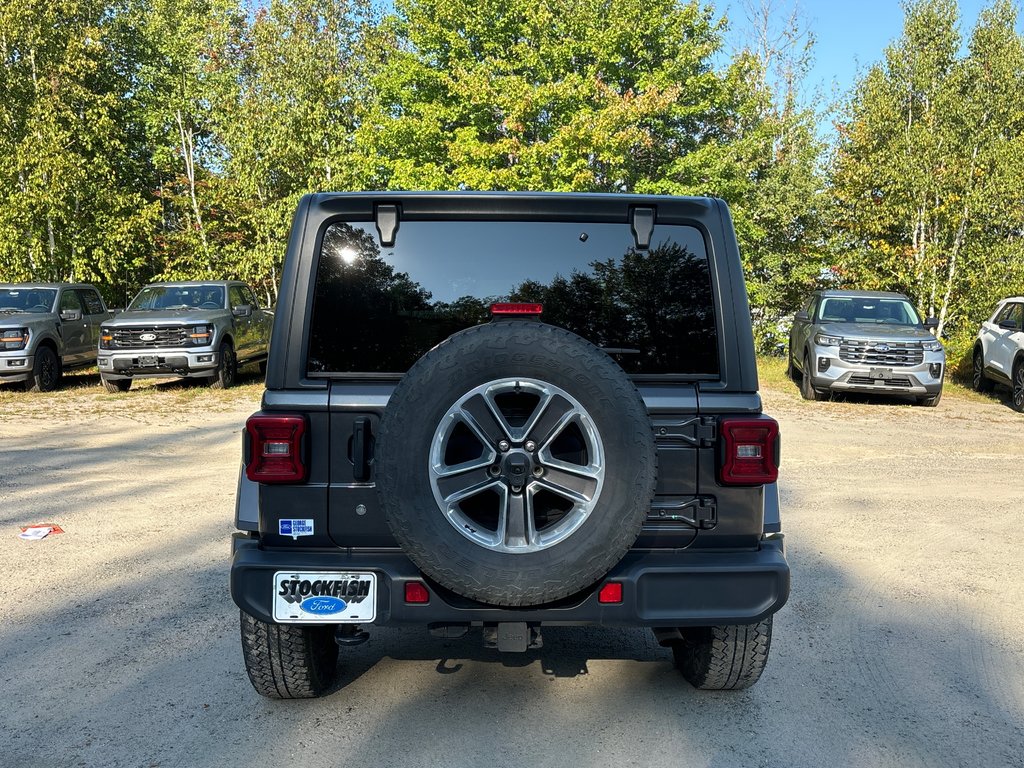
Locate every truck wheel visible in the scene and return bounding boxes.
[101,376,131,393]
[916,391,941,407]
[375,321,657,607]
[239,611,337,699]
[26,346,61,392]
[800,354,826,401]
[209,342,236,389]
[972,349,993,393]
[672,618,773,690]
[1013,361,1024,413]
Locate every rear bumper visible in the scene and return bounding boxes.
[230,534,790,627]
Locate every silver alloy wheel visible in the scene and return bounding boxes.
[974,353,984,389]
[1014,365,1024,410]
[428,377,605,554]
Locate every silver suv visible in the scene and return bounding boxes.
[972,296,1024,411]
[0,283,112,392]
[97,281,273,392]
[788,290,945,406]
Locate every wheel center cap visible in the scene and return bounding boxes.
[500,449,534,489]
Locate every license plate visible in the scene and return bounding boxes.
[272,571,377,624]
[138,355,159,367]
[868,368,892,380]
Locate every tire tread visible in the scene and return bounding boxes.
[239,611,337,699]
[673,618,773,690]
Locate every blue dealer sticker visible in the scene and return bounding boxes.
[300,596,348,616]
[279,518,315,537]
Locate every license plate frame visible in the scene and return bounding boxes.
[272,571,377,624]
[138,355,159,367]
[868,367,893,380]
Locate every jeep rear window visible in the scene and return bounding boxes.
[308,220,719,376]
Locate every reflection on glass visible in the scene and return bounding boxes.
[129,285,226,310]
[309,221,719,376]
[0,288,58,313]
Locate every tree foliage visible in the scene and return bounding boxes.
[830,0,1024,344]
[0,0,1018,349]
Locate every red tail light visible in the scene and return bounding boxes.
[718,417,780,486]
[490,302,543,316]
[245,415,307,483]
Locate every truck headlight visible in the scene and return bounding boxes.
[100,327,114,349]
[921,340,943,352]
[189,325,214,346]
[1,328,29,351]
[815,334,843,347]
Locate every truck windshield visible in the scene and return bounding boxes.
[129,285,225,310]
[0,288,57,313]
[818,297,921,325]
[308,219,719,376]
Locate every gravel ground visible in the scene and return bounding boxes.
[1,371,1022,768]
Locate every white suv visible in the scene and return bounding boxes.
[973,297,1024,411]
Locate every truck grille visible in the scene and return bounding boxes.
[839,340,923,367]
[112,326,188,348]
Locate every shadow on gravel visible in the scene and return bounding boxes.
[3,410,1023,768]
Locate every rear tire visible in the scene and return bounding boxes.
[101,376,131,393]
[239,611,338,699]
[672,618,773,690]
[800,354,826,401]
[26,346,61,392]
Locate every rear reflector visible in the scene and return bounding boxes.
[718,417,780,486]
[245,414,307,484]
[490,302,543,316]
[404,582,430,604]
[598,582,623,604]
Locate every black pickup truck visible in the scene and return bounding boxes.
[230,192,789,698]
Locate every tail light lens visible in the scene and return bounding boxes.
[718,417,780,486]
[245,415,307,483]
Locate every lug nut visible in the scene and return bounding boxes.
[498,440,510,452]
[525,441,536,452]
[488,465,501,476]
[532,466,544,477]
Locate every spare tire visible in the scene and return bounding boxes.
[376,320,656,606]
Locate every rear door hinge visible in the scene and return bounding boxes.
[648,496,718,530]
[653,416,716,447]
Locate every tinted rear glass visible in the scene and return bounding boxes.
[308,220,718,376]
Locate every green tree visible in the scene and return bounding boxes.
[829,0,1024,343]
[0,0,157,298]
[352,0,747,192]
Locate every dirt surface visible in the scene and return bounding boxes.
[1,372,1022,768]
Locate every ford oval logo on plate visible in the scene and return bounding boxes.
[139,333,157,342]
[300,596,347,616]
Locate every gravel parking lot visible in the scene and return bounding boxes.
[1,370,1022,768]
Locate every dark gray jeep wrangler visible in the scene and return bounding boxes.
[230,192,789,698]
